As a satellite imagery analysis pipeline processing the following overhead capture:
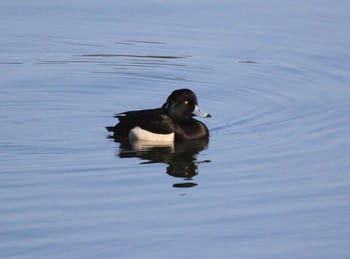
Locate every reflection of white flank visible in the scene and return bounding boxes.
[130,140,174,152]
[128,126,174,142]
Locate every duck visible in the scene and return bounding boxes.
[106,89,211,141]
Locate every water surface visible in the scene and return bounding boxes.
[1,1,350,258]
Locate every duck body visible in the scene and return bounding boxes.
[106,89,210,141]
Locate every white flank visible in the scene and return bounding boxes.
[128,126,174,142]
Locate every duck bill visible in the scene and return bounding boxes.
[193,105,211,118]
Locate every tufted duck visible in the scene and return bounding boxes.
[106,89,211,141]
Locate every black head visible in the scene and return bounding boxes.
[161,89,211,121]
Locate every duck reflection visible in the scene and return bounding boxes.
[111,137,210,188]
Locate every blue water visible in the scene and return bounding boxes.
[1,1,350,258]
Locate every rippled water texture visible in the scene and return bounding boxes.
[1,1,350,258]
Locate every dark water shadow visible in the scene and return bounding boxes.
[109,137,210,188]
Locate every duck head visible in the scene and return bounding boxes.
[162,89,211,121]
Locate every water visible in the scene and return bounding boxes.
[1,0,350,258]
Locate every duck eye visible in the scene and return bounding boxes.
[184,100,189,105]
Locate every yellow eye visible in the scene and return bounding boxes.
[184,100,189,105]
